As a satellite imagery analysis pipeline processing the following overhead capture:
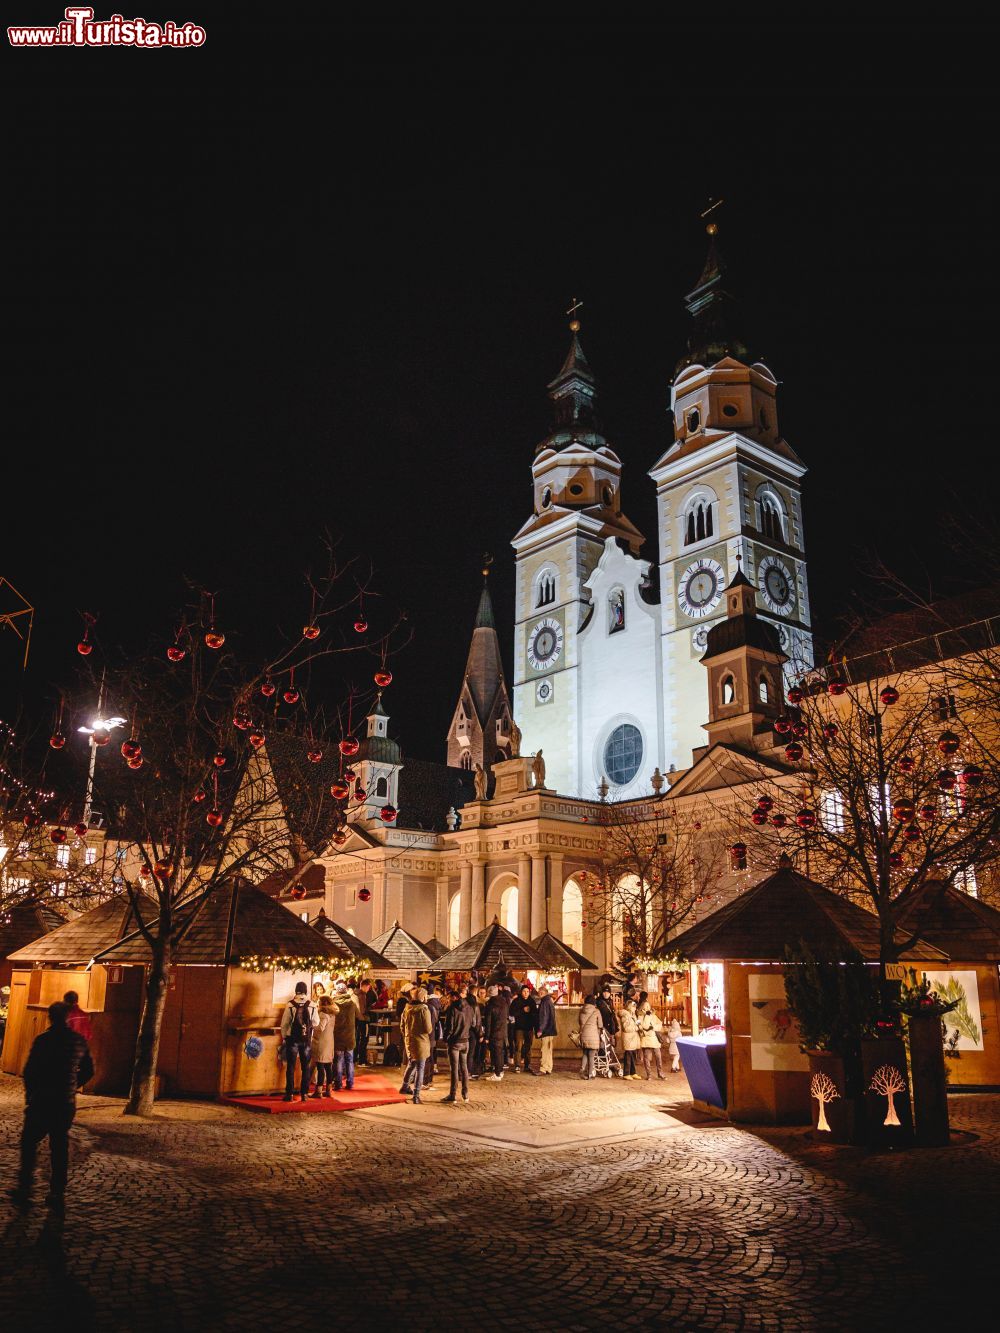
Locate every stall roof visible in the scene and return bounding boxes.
[896,882,1000,963]
[93,880,345,967]
[369,921,436,970]
[666,865,947,964]
[423,937,449,961]
[434,917,547,972]
[311,911,396,970]
[530,930,598,973]
[7,892,157,964]
[1,901,67,963]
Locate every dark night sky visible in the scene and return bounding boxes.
[6,16,999,762]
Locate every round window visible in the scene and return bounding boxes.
[722,402,738,417]
[603,723,643,787]
[569,482,584,497]
[541,486,552,509]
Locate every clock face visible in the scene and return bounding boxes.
[758,555,795,614]
[678,558,724,619]
[527,617,564,671]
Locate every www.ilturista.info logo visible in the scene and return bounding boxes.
[9,6,205,46]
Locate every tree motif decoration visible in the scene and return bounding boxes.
[869,1064,906,1126]
[810,1071,841,1132]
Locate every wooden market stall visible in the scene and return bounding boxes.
[1,901,66,993]
[433,917,547,982]
[369,920,438,984]
[666,864,945,1124]
[423,937,449,962]
[310,909,396,981]
[2,892,156,1089]
[529,930,598,1005]
[896,883,1000,1090]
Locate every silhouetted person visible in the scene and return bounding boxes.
[11,1001,94,1214]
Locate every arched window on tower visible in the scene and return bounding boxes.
[758,674,770,704]
[757,487,786,543]
[683,494,715,547]
[535,568,557,608]
[375,776,388,798]
[722,675,736,706]
[459,753,473,771]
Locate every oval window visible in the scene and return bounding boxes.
[722,403,738,417]
[686,408,700,433]
[541,486,552,509]
[569,482,584,497]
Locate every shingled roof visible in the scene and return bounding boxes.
[666,865,947,964]
[1,902,67,965]
[423,937,449,961]
[369,921,436,970]
[93,881,346,966]
[897,882,1000,963]
[530,930,598,972]
[397,759,476,832]
[311,911,396,970]
[434,918,547,972]
[7,892,158,964]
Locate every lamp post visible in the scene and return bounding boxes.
[77,714,127,827]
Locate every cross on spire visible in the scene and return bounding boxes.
[700,196,725,235]
[566,296,583,332]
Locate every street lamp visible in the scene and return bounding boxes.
[78,714,127,827]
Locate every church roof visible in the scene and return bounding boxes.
[311,911,396,969]
[675,226,751,374]
[474,583,496,630]
[369,921,436,970]
[703,613,783,660]
[666,865,946,964]
[397,759,475,831]
[433,918,547,972]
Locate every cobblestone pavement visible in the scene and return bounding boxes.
[1,1066,997,1332]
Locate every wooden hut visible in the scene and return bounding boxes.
[667,865,945,1124]
[434,918,547,978]
[530,930,597,1005]
[2,892,157,1089]
[369,920,437,981]
[896,883,1000,1089]
[1,901,66,992]
[423,937,448,962]
[311,909,397,978]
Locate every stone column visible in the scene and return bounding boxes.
[516,854,531,939]
[372,868,387,933]
[435,875,450,944]
[547,853,563,937]
[459,862,472,940]
[471,860,486,934]
[530,854,547,941]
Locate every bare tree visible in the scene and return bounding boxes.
[810,1071,841,1132]
[869,1063,906,1126]
[80,545,403,1116]
[584,796,728,969]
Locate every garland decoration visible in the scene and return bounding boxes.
[633,952,687,975]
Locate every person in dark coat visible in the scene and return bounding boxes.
[440,989,476,1103]
[535,985,558,1075]
[423,982,442,1088]
[509,985,538,1073]
[596,986,619,1040]
[11,1001,94,1213]
[355,977,375,1065]
[466,985,485,1076]
[483,985,510,1080]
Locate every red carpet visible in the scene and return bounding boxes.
[223,1072,407,1114]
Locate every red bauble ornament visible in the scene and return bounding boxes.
[757,795,774,813]
[771,813,788,829]
[167,644,186,662]
[74,822,88,837]
[792,720,809,738]
[139,865,152,877]
[213,750,227,768]
[903,823,921,843]
[77,640,93,656]
[154,861,172,877]
[823,722,839,741]
[380,804,397,823]
[233,712,251,731]
[358,887,371,902]
[354,619,368,634]
[374,670,393,689]
[827,678,847,696]
[961,763,984,788]
[283,687,300,705]
[580,920,589,930]
[260,680,276,698]
[354,780,365,801]
[330,780,350,801]
[333,830,348,846]
[249,731,265,750]
[880,686,900,707]
[784,741,803,762]
[751,810,767,826]
[290,884,307,901]
[937,730,960,757]
[302,624,321,641]
[339,738,360,757]
[787,687,804,705]
[193,789,207,804]
[344,767,357,781]
[918,804,937,822]
[898,754,915,773]
[121,739,141,760]
[307,748,323,763]
[774,715,793,735]
[127,756,144,770]
[22,812,39,828]
[892,798,915,822]
[796,808,817,829]
[889,851,905,869]
[50,827,67,845]
[693,821,702,830]
[49,731,66,750]
[937,767,956,791]
[91,728,111,747]
[205,629,225,650]
[205,808,224,828]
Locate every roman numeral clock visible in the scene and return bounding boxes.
[677,557,725,620]
[527,616,564,672]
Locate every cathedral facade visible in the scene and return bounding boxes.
[512,231,814,798]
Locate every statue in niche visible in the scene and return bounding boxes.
[531,749,546,789]
[609,587,625,633]
[473,763,488,802]
[509,716,522,758]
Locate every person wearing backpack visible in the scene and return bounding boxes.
[280,981,318,1102]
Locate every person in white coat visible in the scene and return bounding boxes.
[311,995,336,1097]
[577,996,604,1080]
[620,1000,641,1079]
[637,1001,665,1080]
[666,1018,683,1073]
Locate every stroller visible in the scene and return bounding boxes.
[569,1029,624,1078]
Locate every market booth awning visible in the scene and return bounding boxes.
[530,930,598,973]
[664,863,947,1125]
[369,921,437,972]
[311,910,396,972]
[434,918,547,973]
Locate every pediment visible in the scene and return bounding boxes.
[668,742,790,798]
